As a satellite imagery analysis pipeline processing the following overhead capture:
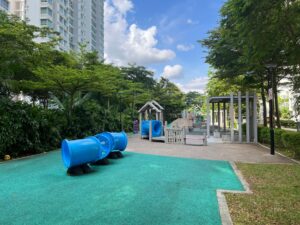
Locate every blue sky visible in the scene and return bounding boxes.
[104,0,224,93]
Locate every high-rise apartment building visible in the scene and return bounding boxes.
[9,0,104,59]
[0,0,9,12]
[71,0,104,55]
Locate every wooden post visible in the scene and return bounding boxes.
[223,102,226,131]
[149,120,152,141]
[230,93,234,143]
[238,91,242,143]
[212,102,215,133]
[253,93,258,143]
[218,102,220,131]
[207,97,210,137]
[160,112,164,136]
[183,127,186,145]
[139,113,142,138]
[156,112,158,120]
[246,92,250,143]
[164,121,168,143]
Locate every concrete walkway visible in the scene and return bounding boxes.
[127,136,293,164]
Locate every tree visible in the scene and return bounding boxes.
[0,11,58,95]
[153,77,185,122]
[201,0,300,128]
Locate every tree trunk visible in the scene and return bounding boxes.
[274,84,281,128]
[261,80,267,127]
[67,94,74,128]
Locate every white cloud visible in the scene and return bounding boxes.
[112,0,133,15]
[176,44,195,52]
[104,0,176,66]
[176,77,209,93]
[162,65,183,79]
[162,35,175,45]
[187,19,199,25]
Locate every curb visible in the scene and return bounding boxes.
[217,162,253,225]
[257,143,300,165]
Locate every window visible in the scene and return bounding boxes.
[41,0,53,4]
[40,19,48,25]
[41,7,52,16]
[40,19,52,27]
[41,7,47,14]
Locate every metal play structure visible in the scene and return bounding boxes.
[138,100,207,145]
[206,92,258,144]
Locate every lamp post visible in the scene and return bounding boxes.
[266,63,276,155]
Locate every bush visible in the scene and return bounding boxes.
[258,126,270,144]
[0,98,62,158]
[281,120,296,129]
[282,131,300,158]
[258,126,300,159]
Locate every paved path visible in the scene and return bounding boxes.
[127,136,293,164]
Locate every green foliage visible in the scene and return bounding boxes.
[0,11,186,158]
[0,98,62,157]
[152,77,185,122]
[258,126,300,159]
[281,119,296,128]
[201,0,300,128]
[282,131,300,158]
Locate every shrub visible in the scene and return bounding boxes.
[258,125,300,159]
[0,98,62,158]
[258,126,270,144]
[281,120,296,129]
[274,128,284,148]
[282,131,300,158]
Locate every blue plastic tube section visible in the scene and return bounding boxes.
[110,131,128,151]
[95,132,114,158]
[141,120,162,137]
[95,131,128,152]
[61,136,103,168]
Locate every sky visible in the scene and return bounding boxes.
[104,0,225,93]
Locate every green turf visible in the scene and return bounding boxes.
[0,151,244,225]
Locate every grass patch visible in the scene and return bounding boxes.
[226,163,300,225]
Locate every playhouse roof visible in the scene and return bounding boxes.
[138,100,164,113]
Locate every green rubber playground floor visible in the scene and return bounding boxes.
[0,151,244,225]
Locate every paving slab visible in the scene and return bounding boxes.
[127,136,293,164]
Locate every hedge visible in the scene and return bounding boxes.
[258,126,300,159]
[281,120,297,129]
[0,98,62,158]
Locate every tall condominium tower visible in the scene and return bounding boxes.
[0,0,9,12]
[71,0,104,56]
[9,0,104,59]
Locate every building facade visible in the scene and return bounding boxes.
[8,0,104,58]
[0,0,9,12]
[71,0,104,56]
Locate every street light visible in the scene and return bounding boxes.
[266,63,276,155]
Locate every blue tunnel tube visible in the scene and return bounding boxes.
[95,132,114,157]
[61,137,103,168]
[110,131,128,151]
[141,120,162,137]
[95,131,128,152]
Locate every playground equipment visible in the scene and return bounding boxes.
[138,100,164,136]
[95,131,128,152]
[141,120,162,138]
[207,92,258,143]
[61,137,104,168]
[137,100,207,145]
[61,131,128,171]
